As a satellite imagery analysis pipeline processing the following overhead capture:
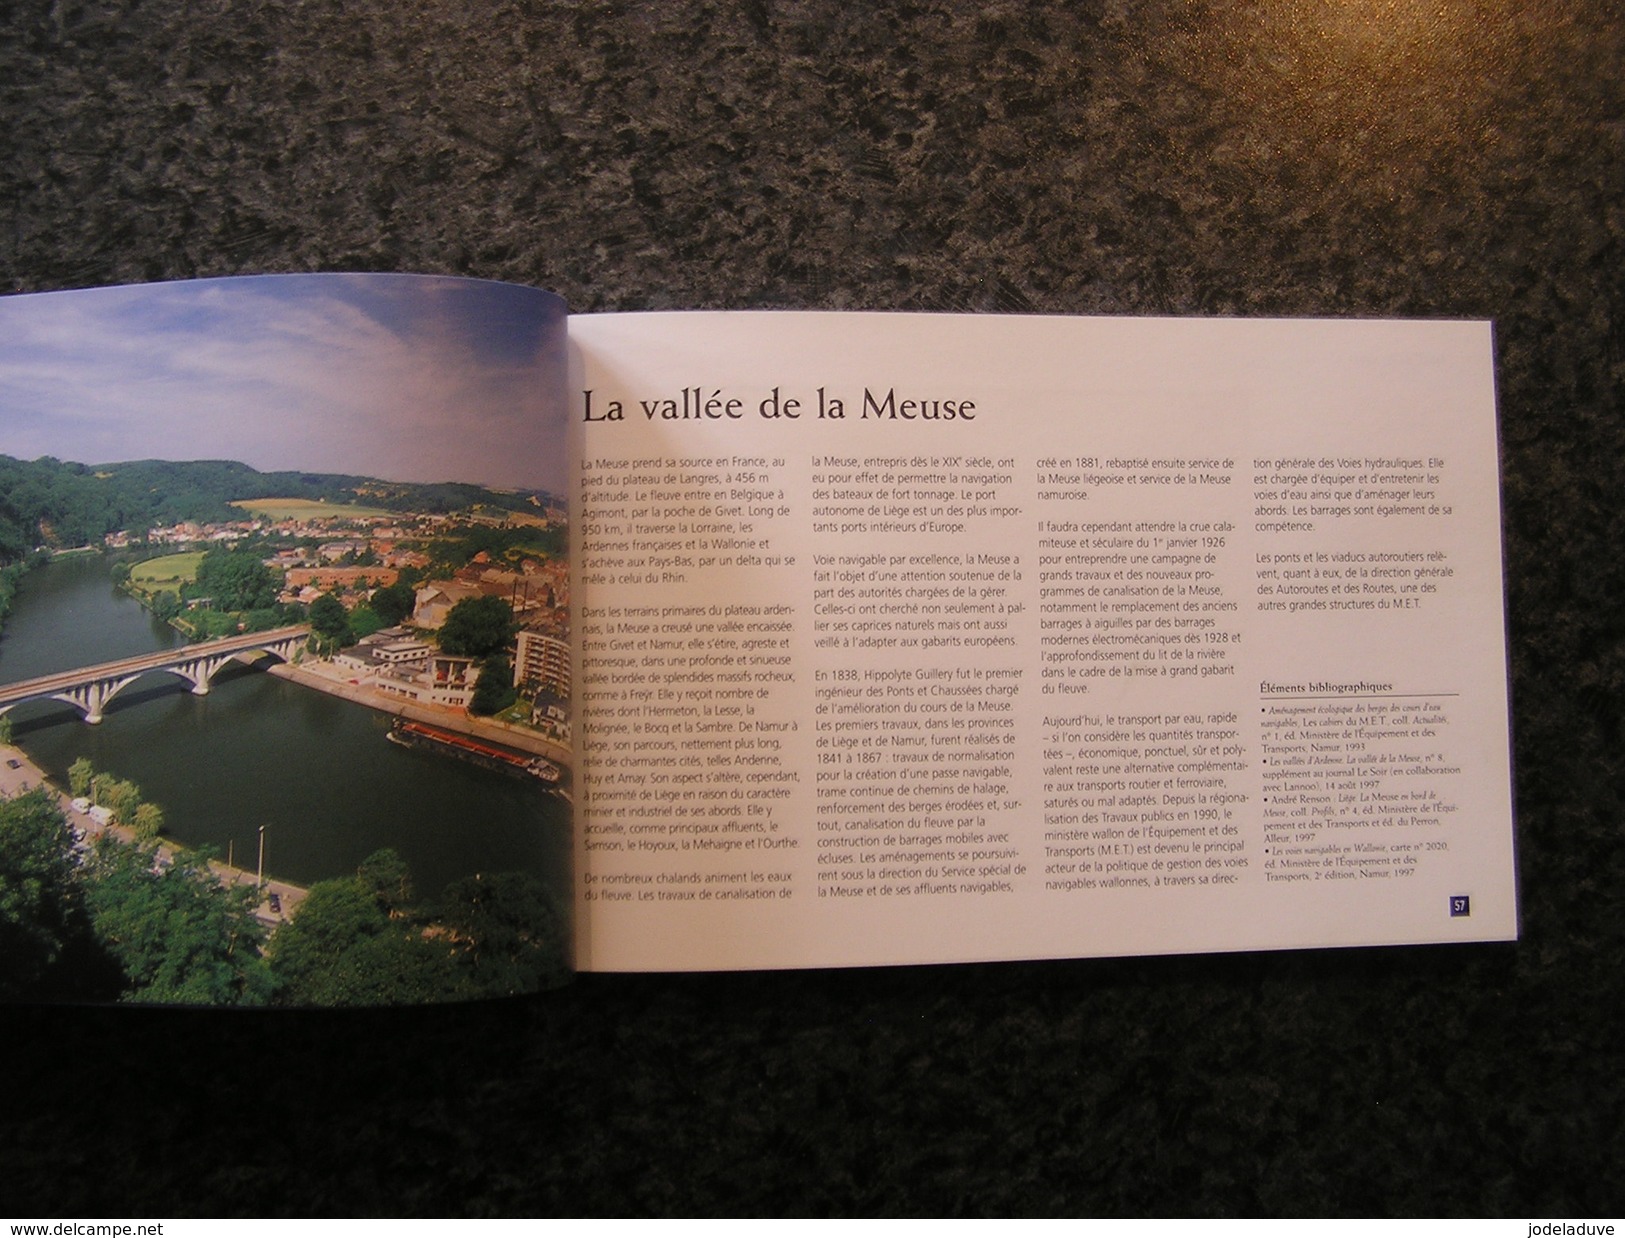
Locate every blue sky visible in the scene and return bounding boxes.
[0,274,568,493]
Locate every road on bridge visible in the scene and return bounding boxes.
[0,624,313,710]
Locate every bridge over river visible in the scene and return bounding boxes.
[0,624,311,723]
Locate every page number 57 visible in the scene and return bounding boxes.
[1450,895,1471,917]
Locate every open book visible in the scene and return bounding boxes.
[0,274,1516,1005]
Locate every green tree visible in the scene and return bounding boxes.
[190,608,240,639]
[195,548,280,612]
[356,847,414,913]
[92,776,143,824]
[131,802,164,841]
[437,595,515,659]
[307,593,353,654]
[150,590,182,623]
[83,838,273,1005]
[348,605,383,640]
[469,655,517,716]
[369,581,416,627]
[441,871,570,997]
[110,779,144,823]
[0,564,24,628]
[68,757,95,798]
[241,606,285,633]
[0,789,87,998]
[267,877,464,1007]
[0,713,12,745]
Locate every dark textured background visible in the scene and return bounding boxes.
[3,0,1622,1218]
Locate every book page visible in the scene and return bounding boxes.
[569,312,1515,971]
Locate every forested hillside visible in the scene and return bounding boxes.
[0,454,557,563]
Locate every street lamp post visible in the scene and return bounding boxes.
[257,824,265,886]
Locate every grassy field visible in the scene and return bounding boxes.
[230,498,396,521]
[129,551,204,590]
[488,507,551,528]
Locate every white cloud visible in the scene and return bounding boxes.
[0,276,566,492]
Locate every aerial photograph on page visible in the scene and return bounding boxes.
[0,274,573,1006]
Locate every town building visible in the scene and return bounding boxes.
[330,628,476,709]
[285,566,400,591]
[515,627,571,699]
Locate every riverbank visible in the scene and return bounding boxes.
[0,737,307,924]
[268,656,573,772]
[2,553,563,906]
[0,558,33,633]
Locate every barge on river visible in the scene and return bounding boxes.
[387,717,562,787]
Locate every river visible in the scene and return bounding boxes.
[0,554,569,903]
